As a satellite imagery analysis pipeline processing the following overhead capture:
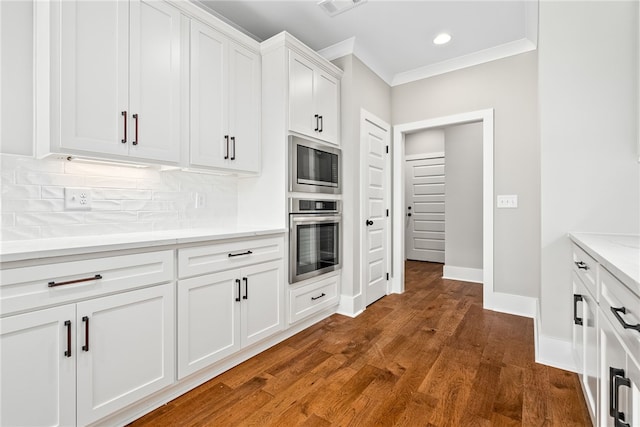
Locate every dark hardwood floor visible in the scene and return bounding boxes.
[130,261,591,426]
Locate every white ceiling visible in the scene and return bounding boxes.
[196,0,538,86]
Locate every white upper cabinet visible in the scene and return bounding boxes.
[189,20,260,173]
[56,0,181,163]
[288,51,340,145]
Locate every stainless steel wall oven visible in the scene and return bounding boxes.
[289,136,341,194]
[289,198,341,283]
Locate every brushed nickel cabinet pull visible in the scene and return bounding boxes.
[48,274,103,288]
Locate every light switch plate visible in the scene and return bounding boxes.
[65,187,92,210]
[497,195,518,208]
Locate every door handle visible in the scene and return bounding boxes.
[366,219,373,226]
[242,277,248,300]
[235,279,241,302]
[132,113,139,145]
[224,135,230,159]
[82,316,89,351]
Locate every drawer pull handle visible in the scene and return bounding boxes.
[82,316,90,352]
[611,306,640,334]
[48,274,103,288]
[573,294,583,326]
[311,293,326,301]
[574,261,589,270]
[609,367,631,426]
[228,250,253,258]
[64,320,72,357]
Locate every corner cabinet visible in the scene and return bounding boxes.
[289,51,340,145]
[52,0,182,164]
[189,19,260,173]
[570,235,640,427]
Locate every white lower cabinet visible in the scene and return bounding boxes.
[289,274,340,324]
[1,305,76,427]
[177,260,284,379]
[573,270,599,423]
[599,311,639,427]
[0,283,174,427]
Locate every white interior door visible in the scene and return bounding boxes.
[363,115,390,306]
[405,156,445,262]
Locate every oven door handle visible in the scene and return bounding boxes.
[291,215,341,224]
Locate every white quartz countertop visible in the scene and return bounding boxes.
[0,227,286,263]
[569,232,640,296]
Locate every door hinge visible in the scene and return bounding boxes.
[386,273,390,280]
[386,209,389,217]
[386,145,389,154]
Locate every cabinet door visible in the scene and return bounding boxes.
[600,313,631,427]
[627,355,639,427]
[177,270,241,379]
[582,283,599,423]
[0,305,76,427]
[190,20,227,169]
[60,0,129,156]
[228,41,261,173]
[76,284,175,426]
[314,70,340,145]
[241,260,284,347]
[289,52,316,138]
[572,272,585,371]
[129,0,181,163]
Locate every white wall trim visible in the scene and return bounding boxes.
[442,265,483,283]
[536,333,577,373]
[336,293,364,318]
[318,37,355,61]
[405,152,444,161]
[484,292,537,319]
[533,300,577,373]
[391,38,536,87]
[392,109,494,305]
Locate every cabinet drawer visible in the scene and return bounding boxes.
[571,243,598,298]
[1,251,174,316]
[178,237,284,279]
[289,274,339,324]
[600,266,640,365]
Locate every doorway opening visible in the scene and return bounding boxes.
[392,109,495,308]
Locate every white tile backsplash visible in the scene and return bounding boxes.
[1,154,239,240]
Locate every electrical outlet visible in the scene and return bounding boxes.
[497,195,518,209]
[195,193,206,209]
[65,187,92,210]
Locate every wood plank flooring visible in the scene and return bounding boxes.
[130,261,591,426]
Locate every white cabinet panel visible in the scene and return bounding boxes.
[128,0,181,162]
[76,283,175,426]
[56,0,181,163]
[242,260,284,346]
[177,270,241,379]
[60,0,128,156]
[288,51,340,145]
[289,274,339,324]
[189,20,227,169]
[0,305,76,427]
[228,41,260,173]
[189,19,260,173]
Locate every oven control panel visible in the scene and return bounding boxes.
[290,198,341,214]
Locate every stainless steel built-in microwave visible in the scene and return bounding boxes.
[289,136,341,194]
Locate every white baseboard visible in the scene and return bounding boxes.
[484,291,537,318]
[536,333,577,372]
[336,293,364,318]
[443,265,483,283]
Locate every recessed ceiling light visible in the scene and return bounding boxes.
[433,33,452,45]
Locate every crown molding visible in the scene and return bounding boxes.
[319,37,395,85]
[391,38,536,87]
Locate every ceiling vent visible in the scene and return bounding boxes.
[317,0,367,17]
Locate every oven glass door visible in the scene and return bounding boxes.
[290,215,340,283]
[297,145,338,188]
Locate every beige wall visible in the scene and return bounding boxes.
[405,129,444,155]
[444,122,483,270]
[333,54,391,309]
[392,51,540,299]
[539,1,640,341]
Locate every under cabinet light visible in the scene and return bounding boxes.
[63,156,150,168]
